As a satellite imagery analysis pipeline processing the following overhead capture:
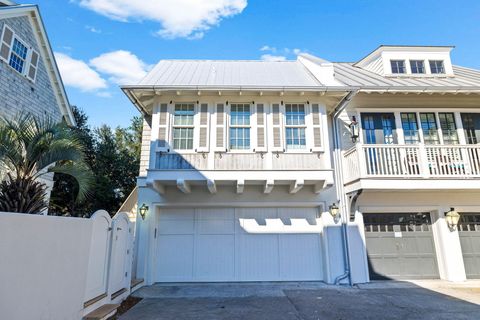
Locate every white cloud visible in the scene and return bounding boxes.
[260,45,276,52]
[78,0,247,39]
[90,50,148,85]
[260,54,287,62]
[55,52,107,92]
[85,25,102,33]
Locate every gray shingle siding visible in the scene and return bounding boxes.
[0,16,61,122]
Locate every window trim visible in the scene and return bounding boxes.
[171,102,196,151]
[429,60,445,74]
[228,102,252,152]
[409,60,425,74]
[390,60,406,74]
[284,103,308,151]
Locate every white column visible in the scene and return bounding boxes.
[431,209,466,282]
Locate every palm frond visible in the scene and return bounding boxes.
[47,161,93,202]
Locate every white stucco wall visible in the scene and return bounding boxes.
[0,212,93,320]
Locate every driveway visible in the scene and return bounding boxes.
[120,281,480,320]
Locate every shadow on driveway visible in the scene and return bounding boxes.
[119,282,480,320]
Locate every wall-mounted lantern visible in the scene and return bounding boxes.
[139,204,149,220]
[329,203,340,221]
[444,207,460,231]
[349,116,359,143]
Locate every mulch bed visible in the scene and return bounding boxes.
[109,296,142,319]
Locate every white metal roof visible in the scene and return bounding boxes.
[332,63,480,90]
[133,60,326,89]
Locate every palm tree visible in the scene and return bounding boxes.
[0,113,93,213]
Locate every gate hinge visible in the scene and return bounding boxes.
[154,228,157,239]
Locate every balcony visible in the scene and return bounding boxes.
[343,144,480,192]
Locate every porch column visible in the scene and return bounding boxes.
[431,208,466,282]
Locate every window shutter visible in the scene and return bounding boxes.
[271,103,284,152]
[0,24,14,63]
[157,103,169,152]
[27,49,39,82]
[214,103,226,151]
[255,103,267,152]
[196,103,209,152]
[311,104,323,151]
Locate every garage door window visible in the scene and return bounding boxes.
[458,213,480,232]
[364,213,432,232]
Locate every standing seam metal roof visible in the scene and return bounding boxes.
[137,60,325,88]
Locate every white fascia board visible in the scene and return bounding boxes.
[345,178,480,193]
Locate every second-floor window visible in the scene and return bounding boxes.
[429,60,445,74]
[410,60,425,74]
[401,113,420,144]
[420,113,439,144]
[285,104,306,150]
[229,103,251,150]
[9,38,28,73]
[391,60,406,74]
[461,113,480,145]
[173,103,194,150]
[361,113,396,144]
[438,113,458,144]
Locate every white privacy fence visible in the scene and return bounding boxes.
[343,144,480,183]
[0,210,134,320]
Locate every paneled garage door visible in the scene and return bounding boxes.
[364,213,439,280]
[459,213,480,279]
[154,207,323,282]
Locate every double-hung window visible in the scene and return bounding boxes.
[285,104,306,150]
[9,38,28,73]
[420,113,439,144]
[438,113,458,144]
[429,60,445,74]
[410,60,425,74]
[461,113,480,145]
[229,103,250,150]
[401,113,420,144]
[391,60,406,74]
[172,103,194,150]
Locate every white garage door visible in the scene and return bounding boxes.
[155,207,323,282]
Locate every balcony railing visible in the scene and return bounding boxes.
[343,144,480,183]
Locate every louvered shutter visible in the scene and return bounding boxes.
[255,103,267,152]
[27,49,39,82]
[271,103,284,152]
[196,103,209,152]
[311,104,323,151]
[0,24,14,63]
[214,103,226,151]
[157,103,169,152]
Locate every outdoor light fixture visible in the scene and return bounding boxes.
[445,208,460,231]
[349,116,359,142]
[329,203,340,220]
[139,204,149,220]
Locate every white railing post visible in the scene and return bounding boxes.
[357,143,367,178]
[417,143,430,178]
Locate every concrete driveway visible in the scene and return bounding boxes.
[120,281,480,320]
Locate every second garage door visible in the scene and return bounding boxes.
[459,213,480,279]
[154,207,323,282]
[364,212,439,280]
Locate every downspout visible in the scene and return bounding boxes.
[331,90,358,285]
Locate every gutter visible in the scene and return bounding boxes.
[331,90,358,285]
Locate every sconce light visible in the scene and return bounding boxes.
[329,203,340,220]
[444,208,460,231]
[139,204,149,220]
[349,116,359,143]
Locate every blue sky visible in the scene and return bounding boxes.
[34,0,480,128]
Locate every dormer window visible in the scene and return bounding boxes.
[390,60,406,74]
[410,60,425,74]
[429,60,445,74]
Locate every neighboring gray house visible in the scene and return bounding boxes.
[0,1,75,201]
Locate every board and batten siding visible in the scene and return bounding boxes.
[148,100,331,171]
